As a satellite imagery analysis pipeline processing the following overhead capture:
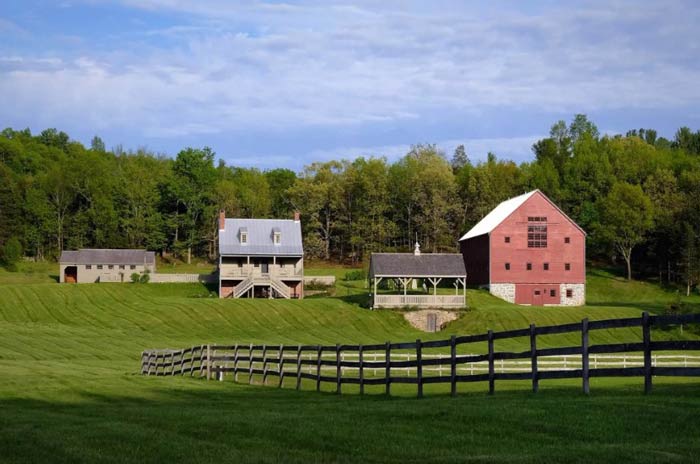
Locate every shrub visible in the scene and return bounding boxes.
[344,269,366,281]
[1,237,22,272]
[139,271,150,284]
[130,273,141,283]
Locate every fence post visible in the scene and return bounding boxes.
[316,346,322,392]
[385,341,391,396]
[296,345,302,390]
[359,344,365,396]
[262,344,268,386]
[488,330,495,395]
[530,324,538,393]
[643,311,652,394]
[233,344,239,383]
[336,343,342,394]
[416,339,423,399]
[206,344,211,381]
[248,343,254,384]
[278,344,284,388]
[582,318,590,395]
[450,335,457,397]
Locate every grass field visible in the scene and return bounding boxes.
[1,263,699,463]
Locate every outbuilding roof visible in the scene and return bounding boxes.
[59,249,156,265]
[369,253,466,278]
[219,218,303,256]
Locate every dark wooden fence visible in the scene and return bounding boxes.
[140,312,700,396]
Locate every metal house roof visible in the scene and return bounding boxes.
[219,218,303,256]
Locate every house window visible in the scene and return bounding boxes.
[550,289,556,297]
[565,237,570,244]
[543,262,549,271]
[97,265,103,270]
[119,265,125,270]
[86,265,92,270]
[526,262,532,271]
[108,265,114,270]
[566,289,573,298]
[273,232,281,245]
[505,263,510,270]
[130,265,136,270]
[241,232,248,244]
[504,236,510,243]
[237,261,243,268]
[565,263,571,271]
[527,217,547,248]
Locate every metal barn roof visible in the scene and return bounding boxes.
[369,253,466,278]
[219,218,303,256]
[459,190,538,241]
[59,249,156,265]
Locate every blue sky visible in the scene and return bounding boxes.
[1,1,699,170]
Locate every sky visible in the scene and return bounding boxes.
[1,1,699,170]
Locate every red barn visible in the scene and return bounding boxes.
[459,190,586,306]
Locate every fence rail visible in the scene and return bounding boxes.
[140,312,700,396]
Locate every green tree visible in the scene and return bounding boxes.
[90,136,106,152]
[265,168,297,218]
[0,237,22,271]
[597,183,654,280]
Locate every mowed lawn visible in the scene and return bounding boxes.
[1,264,700,463]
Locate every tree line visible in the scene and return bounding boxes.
[1,116,700,291]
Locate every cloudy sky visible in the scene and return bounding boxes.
[1,1,699,169]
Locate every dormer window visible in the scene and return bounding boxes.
[272,227,281,245]
[239,227,248,245]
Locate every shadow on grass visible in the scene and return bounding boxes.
[2,379,700,463]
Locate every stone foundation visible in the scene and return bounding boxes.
[403,310,459,332]
[559,283,585,306]
[490,283,516,303]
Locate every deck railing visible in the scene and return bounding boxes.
[373,294,465,308]
[140,312,700,396]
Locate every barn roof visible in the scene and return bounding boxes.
[59,249,156,265]
[458,189,586,241]
[369,253,466,278]
[459,190,537,241]
[219,218,303,256]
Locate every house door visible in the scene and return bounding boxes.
[532,289,543,306]
[261,262,269,274]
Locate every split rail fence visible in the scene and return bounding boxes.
[140,312,700,396]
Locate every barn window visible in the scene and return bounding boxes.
[504,236,510,243]
[97,265,103,270]
[86,265,92,270]
[566,289,573,298]
[527,217,547,248]
[550,289,556,297]
[505,262,510,270]
[526,262,532,271]
[565,237,570,244]
[543,262,549,271]
[565,263,571,271]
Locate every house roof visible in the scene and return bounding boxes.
[458,189,586,241]
[219,218,303,256]
[60,249,156,265]
[369,253,466,278]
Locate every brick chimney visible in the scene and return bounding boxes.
[293,211,300,222]
[219,210,226,230]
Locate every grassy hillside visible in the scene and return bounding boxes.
[1,264,699,462]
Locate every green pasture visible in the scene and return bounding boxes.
[0,263,699,462]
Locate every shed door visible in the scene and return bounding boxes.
[532,289,543,306]
[64,266,77,283]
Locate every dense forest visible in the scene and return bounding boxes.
[1,115,700,291]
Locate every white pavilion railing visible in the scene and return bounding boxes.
[373,294,465,308]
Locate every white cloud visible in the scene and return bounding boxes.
[1,0,700,151]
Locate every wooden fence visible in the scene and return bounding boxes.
[140,312,700,396]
